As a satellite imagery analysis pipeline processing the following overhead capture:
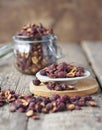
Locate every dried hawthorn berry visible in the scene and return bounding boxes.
[56,98,63,105]
[18,107,25,112]
[46,103,53,111]
[60,95,70,103]
[40,70,47,76]
[33,78,41,86]
[50,94,60,101]
[40,62,85,78]
[57,71,66,78]
[0,86,97,121]
[57,102,66,111]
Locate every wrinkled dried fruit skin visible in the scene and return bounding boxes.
[46,103,53,111]
[40,62,85,78]
[50,94,60,101]
[35,103,43,113]
[44,82,75,91]
[40,70,47,76]
[57,102,66,111]
[0,86,97,121]
[17,23,53,37]
[14,23,57,74]
[33,78,41,86]
[15,43,46,74]
[60,95,70,103]
[18,107,25,112]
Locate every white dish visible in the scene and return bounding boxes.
[36,69,90,83]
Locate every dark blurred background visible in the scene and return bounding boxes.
[0,0,102,43]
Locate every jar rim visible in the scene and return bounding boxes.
[12,35,57,44]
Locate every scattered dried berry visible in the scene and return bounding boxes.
[33,78,41,86]
[44,82,75,91]
[46,103,53,111]
[18,107,25,113]
[57,102,66,111]
[50,94,60,101]
[0,86,98,121]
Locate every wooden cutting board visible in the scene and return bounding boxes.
[29,77,99,97]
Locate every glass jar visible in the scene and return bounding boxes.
[13,35,63,74]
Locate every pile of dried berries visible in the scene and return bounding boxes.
[0,86,97,120]
[14,23,57,74]
[33,78,75,91]
[17,23,54,38]
[40,62,85,78]
[44,82,75,91]
[15,44,46,74]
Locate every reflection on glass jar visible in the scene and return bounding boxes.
[13,35,63,74]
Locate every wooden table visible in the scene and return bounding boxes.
[0,41,102,130]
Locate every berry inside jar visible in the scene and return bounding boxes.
[13,23,62,74]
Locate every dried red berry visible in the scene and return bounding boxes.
[33,78,41,86]
[57,102,66,111]
[40,70,47,76]
[50,94,60,101]
[18,107,25,112]
[46,103,53,111]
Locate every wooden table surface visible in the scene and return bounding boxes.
[0,41,102,130]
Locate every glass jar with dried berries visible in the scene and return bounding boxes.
[13,34,63,74]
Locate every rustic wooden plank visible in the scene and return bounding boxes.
[16,74,34,95]
[28,106,102,130]
[0,43,101,130]
[81,41,102,88]
[0,57,27,130]
[0,106,10,130]
[27,43,102,130]
[9,111,28,130]
[0,51,37,130]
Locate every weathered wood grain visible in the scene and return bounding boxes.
[0,106,10,130]
[27,43,101,130]
[0,43,102,130]
[0,57,27,130]
[81,41,102,88]
[9,111,27,130]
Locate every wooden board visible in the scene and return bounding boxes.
[29,77,99,97]
[0,43,102,130]
[82,41,102,88]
